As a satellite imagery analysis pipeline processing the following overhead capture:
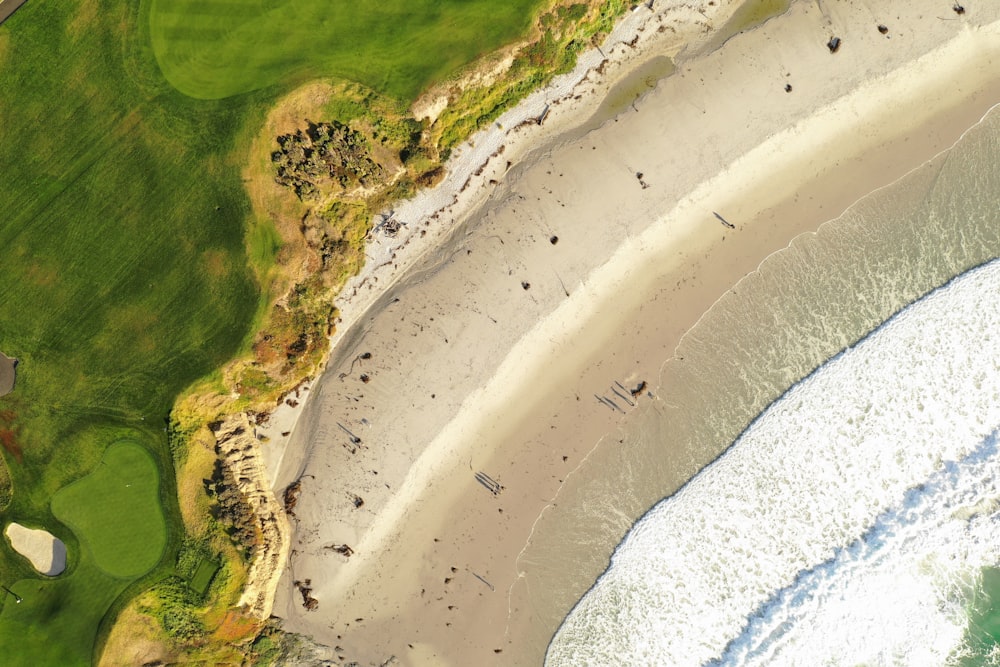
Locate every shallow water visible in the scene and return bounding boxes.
[523,105,1000,664]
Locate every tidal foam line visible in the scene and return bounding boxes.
[547,259,1000,666]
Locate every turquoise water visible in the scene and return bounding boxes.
[519,105,1000,665]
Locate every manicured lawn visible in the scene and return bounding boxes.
[0,0,262,662]
[0,0,555,663]
[149,0,545,100]
[188,558,219,596]
[52,441,166,579]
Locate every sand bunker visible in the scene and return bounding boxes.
[5,522,66,576]
[0,353,15,397]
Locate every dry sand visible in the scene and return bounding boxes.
[4,522,65,576]
[270,1,1000,665]
[0,352,15,397]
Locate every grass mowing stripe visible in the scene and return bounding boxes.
[0,0,576,660]
[149,0,543,100]
[0,0,259,661]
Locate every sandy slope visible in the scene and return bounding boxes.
[268,1,1000,665]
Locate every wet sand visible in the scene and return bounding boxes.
[270,2,1000,665]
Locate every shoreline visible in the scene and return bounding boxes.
[543,98,1000,661]
[255,0,772,480]
[268,1,1000,665]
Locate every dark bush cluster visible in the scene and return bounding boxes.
[272,120,385,199]
[204,460,258,558]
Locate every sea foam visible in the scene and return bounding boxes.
[546,258,1000,665]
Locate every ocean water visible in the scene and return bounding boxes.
[547,259,1000,665]
[524,107,1000,664]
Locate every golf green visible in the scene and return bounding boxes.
[149,0,544,100]
[52,441,166,579]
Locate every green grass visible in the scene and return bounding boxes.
[52,441,166,579]
[188,558,220,596]
[0,0,263,662]
[0,0,586,663]
[149,0,546,100]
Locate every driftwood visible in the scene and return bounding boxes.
[324,543,354,557]
[475,471,503,496]
[283,480,302,516]
[595,394,625,414]
[713,211,735,229]
[294,579,319,611]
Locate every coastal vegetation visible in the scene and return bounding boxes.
[0,0,630,663]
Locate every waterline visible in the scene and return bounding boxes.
[548,258,1000,665]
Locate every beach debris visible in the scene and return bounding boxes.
[474,471,504,496]
[595,394,626,414]
[827,36,842,53]
[550,235,559,245]
[359,373,370,383]
[554,271,570,297]
[283,480,303,516]
[349,493,365,508]
[293,579,319,611]
[372,211,405,238]
[324,543,354,557]
[631,380,648,397]
[713,211,736,229]
[472,571,496,591]
[877,24,889,34]
[953,3,965,15]
[521,281,531,290]
[784,83,793,93]
[612,382,636,407]
[535,104,550,125]
[636,171,650,189]
[337,422,362,445]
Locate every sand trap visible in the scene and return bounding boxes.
[5,522,66,576]
[0,352,16,397]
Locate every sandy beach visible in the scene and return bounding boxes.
[268,1,1000,665]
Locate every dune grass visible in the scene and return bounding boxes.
[148,0,544,100]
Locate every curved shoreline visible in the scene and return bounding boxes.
[255,0,771,480]
[270,1,1000,665]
